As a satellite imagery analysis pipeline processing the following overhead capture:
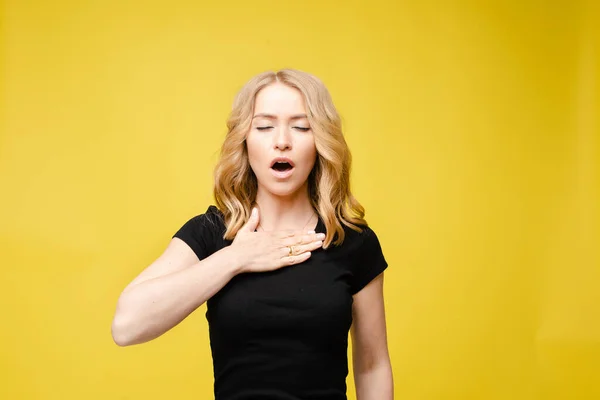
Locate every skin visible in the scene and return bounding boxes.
[247,82,318,231]
[111,82,393,400]
[250,83,393,399]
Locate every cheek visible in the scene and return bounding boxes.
[300,140,317,165]
[246,136,264,165]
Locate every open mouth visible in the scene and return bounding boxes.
[271,161,294,172]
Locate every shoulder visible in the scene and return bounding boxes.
[337,222,388,294]
[330,221,382,256]
[180,205,225,230]
[172,205,227,260]
[342,221,380,244]
[192,205,225,226]
[172,205,226,242]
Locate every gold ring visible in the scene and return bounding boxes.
[288,246,294,256]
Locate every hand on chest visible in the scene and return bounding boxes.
[208,252,355,341]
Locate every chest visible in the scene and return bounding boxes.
[206,249,355,342]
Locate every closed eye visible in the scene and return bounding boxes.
[256,126,310,131]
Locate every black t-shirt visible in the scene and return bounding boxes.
[173,205,388,400]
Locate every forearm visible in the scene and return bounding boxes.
[112,246,241,346]
[354,360,394,400]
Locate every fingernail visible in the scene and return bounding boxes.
[318,233,326,239]
[252,208,257,216]
[308,230,315,234]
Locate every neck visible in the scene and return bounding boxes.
[254,182,316,232]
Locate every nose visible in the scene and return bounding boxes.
[273,127,292,151]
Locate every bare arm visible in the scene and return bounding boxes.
[111,207,325,347]
[111,238,242,346]
[351,273,394,400]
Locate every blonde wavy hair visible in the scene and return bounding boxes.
[213,69,367,248]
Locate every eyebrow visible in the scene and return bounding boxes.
[252,113,308,120]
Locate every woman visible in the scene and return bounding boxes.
[111,69,393,400]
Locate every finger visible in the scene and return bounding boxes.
[279,239,321,259]
[283,232,325,246]
[276,230,297,239]
[241,207,260,232]
[281,251,312,266]
[293,239,324,255]
[279,245,296,258]
[307,239,325,251]
[281,233,308,246]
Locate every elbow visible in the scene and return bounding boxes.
[111,301,143,347]
[111,314,136,346]
[112,330,133,347]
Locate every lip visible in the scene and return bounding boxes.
[270,156,295,180]
[270,167,294,179]
[270,157,295,168]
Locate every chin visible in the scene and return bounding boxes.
[262,181,306,198]
[269,187,302,198]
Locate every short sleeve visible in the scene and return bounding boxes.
[172,205,223,261]
[350,227,388,294]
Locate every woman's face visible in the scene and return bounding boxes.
[247,82,317,198]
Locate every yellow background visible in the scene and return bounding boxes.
[1,1,598,399]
